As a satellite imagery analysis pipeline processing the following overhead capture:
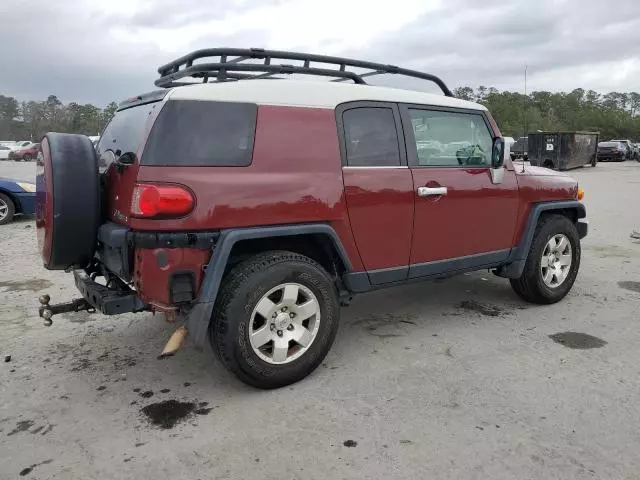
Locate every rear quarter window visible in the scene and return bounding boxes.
[141,100,257,166]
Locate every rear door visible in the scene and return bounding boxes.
[338,102,414,284]
[401,105,520,278]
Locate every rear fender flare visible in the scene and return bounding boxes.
[186,224,353,347]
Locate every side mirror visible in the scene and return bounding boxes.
[490,138,505,184]
[492,138,505,168]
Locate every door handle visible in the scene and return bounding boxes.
[417,186,447,197]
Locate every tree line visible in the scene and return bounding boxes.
[0,94,118,141]
[454,87,640,141]
[1,88,639,142]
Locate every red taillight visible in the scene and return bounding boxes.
[131,183,194,218]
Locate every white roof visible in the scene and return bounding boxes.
[167,79,486,111]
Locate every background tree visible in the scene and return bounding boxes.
[0,88,638,142]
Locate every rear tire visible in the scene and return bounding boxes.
[210,251,340,389]
[0,193,15,225]
[23,153,32,161]
[36,133,100,269]
[510,215,581,304]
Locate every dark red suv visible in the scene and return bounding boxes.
[36,49,588,389]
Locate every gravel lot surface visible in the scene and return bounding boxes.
[1,160,639,479]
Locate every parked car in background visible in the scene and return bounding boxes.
[9,143,40,161]
[598,141,627,162]
[0,145,12,160]
[14,141,33,149]
[0,177,36,225]
[609,139,636,160]
[510,136,528,160]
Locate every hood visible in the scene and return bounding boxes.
[515,165,569,177]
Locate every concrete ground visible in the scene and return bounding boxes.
[1,160,639,480]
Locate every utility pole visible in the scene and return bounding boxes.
[523,65,528,138]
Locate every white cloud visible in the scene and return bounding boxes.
[0,0,639,104]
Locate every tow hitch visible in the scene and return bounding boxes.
[38,294,95,326]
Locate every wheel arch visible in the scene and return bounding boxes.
[0,188,20,213]
[496,201,586,279]
[186,223,354,348]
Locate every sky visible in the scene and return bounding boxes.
[1,0,639,106]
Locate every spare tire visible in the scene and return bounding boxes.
[36,133,100,270]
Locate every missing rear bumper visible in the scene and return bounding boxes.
[73,270,147,315]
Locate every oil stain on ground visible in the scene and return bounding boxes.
[19,459,53,477]
[7,420,34,436]
[141,400,214,429]
[458,300,504,317]
[0,279,52,292]
[618,281,640,294]
[549,332,607,349]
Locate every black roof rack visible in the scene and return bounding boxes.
[155,47,453,97]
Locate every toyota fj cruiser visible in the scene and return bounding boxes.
[36,48,587,389]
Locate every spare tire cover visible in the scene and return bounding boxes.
[36,133,100,270]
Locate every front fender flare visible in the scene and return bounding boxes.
[496,200,587,279]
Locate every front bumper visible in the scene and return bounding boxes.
[13,192,35,215]
[73,269,146,315]
[598,152,624,161]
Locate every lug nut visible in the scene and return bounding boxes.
[287,324,294,331]
[289,312,295,318]
[277,330,283,337]
[270,324,276,331]
[281,306,288,312]
[272,313,277,318]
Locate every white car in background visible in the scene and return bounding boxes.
[0,145,11,160]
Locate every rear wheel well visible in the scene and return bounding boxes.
[227,234,347,281]
[542,159,555,168]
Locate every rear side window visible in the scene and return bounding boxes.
[98,102,158,157]
[342,107,400,167]
[142,100,257,166]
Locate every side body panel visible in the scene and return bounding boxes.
[511,168,578,245]
[127,105,363,306]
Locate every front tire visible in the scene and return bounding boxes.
[210,251,340,389]
[23,153,32,161]
[510,215,581,304]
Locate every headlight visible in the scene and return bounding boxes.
[17,182,36,193]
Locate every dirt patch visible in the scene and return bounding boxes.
[0,279,52,292]
[618,281,640,294]
[458,300,504,317]
[549,332,607,349]
[7,420,34,437]
[586,244,636,259]
[141,400,214,429]
[353,313,418,338]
